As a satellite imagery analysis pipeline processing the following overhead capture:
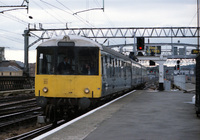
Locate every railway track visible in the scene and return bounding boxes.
[6,89,137,140]
[6,120,66,140]
[0,97,41,130]
[2,83,154,140]
[0,93,34,104]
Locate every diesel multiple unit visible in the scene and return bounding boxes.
[35,35,147,122]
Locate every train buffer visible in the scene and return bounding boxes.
[34,88,200,140]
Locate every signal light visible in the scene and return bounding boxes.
[137,37,145,50]
[177,65,180,70]
[176,60,180,70]
[139,47,143,50]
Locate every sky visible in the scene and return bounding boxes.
[0,0,198,63]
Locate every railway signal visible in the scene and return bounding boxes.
[177,60,180,70]
[137,37,145,50]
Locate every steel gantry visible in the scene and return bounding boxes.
[27,26,198,39]
[0,0,29,13]
[24,26,199,74]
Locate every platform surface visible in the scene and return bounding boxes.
[41,89,200,140]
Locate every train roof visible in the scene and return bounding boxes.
[102,46,142,65]
[38,35,142,66]
[38,35,103,50]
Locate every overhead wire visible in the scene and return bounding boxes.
[91,0,117,45]
[187,12,197,27]
[32,0,66,24]
[0,2,27,50]
[40,0,86,26]
[0,12,28,26]
[0,35,23,44]
[55,0,95,27]
[0,28,22,35]
[93,0,101,7]
[0,1,29,26]
[1,1,116,48]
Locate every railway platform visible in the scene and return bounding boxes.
[35,85,200,140]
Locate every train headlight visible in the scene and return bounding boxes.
[43,87,48,93]
[84,88,90,94]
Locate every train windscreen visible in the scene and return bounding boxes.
[37,46,99,75]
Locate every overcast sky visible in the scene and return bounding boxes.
[0,0,198,62]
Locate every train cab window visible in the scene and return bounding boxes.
[57,47,99,75]
[37,47,55,75]
[37,46,99,75]
[56,47,75,75]
[77,47,99,75]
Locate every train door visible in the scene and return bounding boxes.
[101,54,108,96]
[106,56,114,94]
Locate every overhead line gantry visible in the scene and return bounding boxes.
[24,26,199,74]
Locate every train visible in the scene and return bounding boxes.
[35,35,148,122]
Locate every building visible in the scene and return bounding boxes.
[0,47,5,62]
[0,60,24,77]
[0,66,23,76]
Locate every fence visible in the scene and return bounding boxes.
[174,75,186,90]
[0,76,34,91]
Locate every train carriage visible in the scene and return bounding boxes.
[35,35,146,122]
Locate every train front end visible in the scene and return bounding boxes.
[35,35,102,121]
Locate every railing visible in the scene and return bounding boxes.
[0,76,34,91]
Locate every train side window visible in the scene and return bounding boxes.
[124,62,127,77]
[105,56,110,78]
[105,55,107,63]
[119,60,121,77]
[109,57,112,77]
[101,57,104,75]
[121,61,124,78]
[110,57,112,64]
[112,58,115,77]
[115,59,118,76]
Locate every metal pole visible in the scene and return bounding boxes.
[103,0,105,12]
[24,30,29,76]
[133,32,136,53]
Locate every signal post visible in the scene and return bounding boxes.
[136,37,167,90]
[138,55,167,91]
[156,58,167,91]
